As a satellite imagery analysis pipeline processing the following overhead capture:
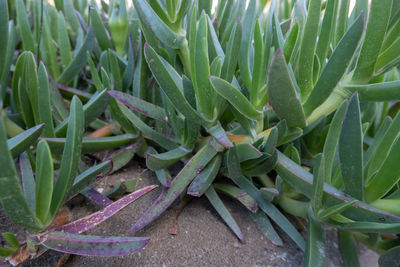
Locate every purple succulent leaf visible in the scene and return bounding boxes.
[37,231,149,256]
[81,187,113,207]
[56,185,157,234]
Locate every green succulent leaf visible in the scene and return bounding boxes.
[43,134,137,154]
[133,0,185,49]
[366,135,400,202]
[250,210,283,246]
[146,146,192,171]
[144,43,206,125]
[50,96,84,218]
[55,89,109,137]
[205,186,244,242]
[298,0,322,99]
[339,93,364,200]
[311,154,325,213]
[352,0,393,83]
[267,49,306,128]
[0,115,43,232]
[0,0,8,81]
[344,80,400,102]
[8,124,44,158]
[16,0,35,52]
[38,63,55,138]
[303,208,325,267]
[187,154,222,197]
[339,231,361,267]
[57,27,95,85]
[210,76,262,121]
[322,100,347,183]
[35,140,54,224]
[130,141,219,233]
[303,13,365,115]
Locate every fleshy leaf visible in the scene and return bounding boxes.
[303,13,365,115]
[209,76,262,120]
[267,49,306,128]
[205,186,244,242]
[146,146,192,171]
[37,232,149,256]
[56,185,157,234]
[133,0,185,49]
[303,208,325,267]
[187,155,222,197]
[50,97,84,217]
[109,90,167,122]
[339,93,364,200]
[250,210,283,246]
[35,140,54,224]
[43,134,136,154]
[0,115,42,232]
[8,124,44,158]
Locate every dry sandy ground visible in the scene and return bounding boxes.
[1,159,378,266]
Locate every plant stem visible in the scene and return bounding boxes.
[178,39,191,78]
[306,86,351,124]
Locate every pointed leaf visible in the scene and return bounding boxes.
[303,13,365,115]
[209,76,262,120]
[303,208,325,267]
[133,0,185,49]
[109,90,167,122]
[55,85,109,137]
[352,0,393,82]
[19,152,36,213]
[187,155,222,197]
[366,136,400,202]
[250,210,283,246]
[68,160,112,198]
[267,49,306,128]
[38,63,55,138]
[146,146,192,171]
[7,124,44,158]
[339,231,361,267]
[43,134,136,154]
[311,154,325,213]
[50,97,84,217]
[318,200,358,221]
[57,185,157,234]
[0,116,42,232]
[205,186,244,242]
[339,93,364,200]
[35,140,54,224]
[56,28,94,85]
[322,100,347,183]
[144,44,206,125]
[298,0,322,98]
[38,232,149,256]
[213,183,258,213]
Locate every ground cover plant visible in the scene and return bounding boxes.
[1,0,400,266]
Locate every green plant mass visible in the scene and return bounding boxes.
[1,0,400,265]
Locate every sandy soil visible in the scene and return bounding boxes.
[0,159,359,266]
